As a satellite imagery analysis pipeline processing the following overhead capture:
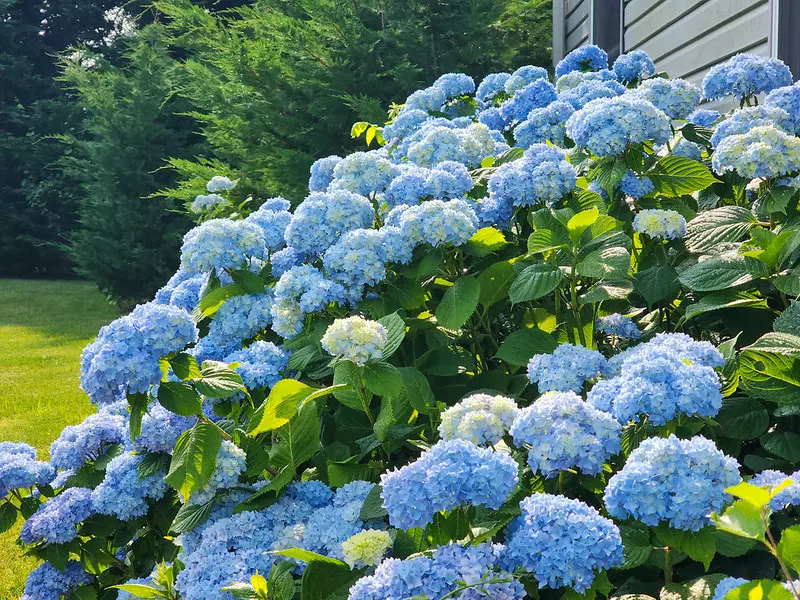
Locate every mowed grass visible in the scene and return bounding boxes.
[0,279,118,598]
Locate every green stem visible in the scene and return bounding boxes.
[664,547,673,586]
[763,511,800,599]
[569,258,587,346]
[357,368,375,426]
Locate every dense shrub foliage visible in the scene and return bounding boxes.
[6,45,800,600]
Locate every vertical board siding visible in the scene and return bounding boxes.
[565,0,589,52]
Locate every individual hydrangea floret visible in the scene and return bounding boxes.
[559,79,626,110]
[527,343,608,393]
[342,530,393,569]
[765,81,800,134]
[348,542,525,600]
[22,561,92,600]
[505,65,549,95]
[380,439,518,529]
[712,578,751,600]
[604,435,740,531]
[712,125,800,179]
[285,189,374,256]
[613,49,656,82]
[476,72,512,105]
[433,72,475,98]
[331,151,401,196]
[555,44,609,77]
[596,313,641,339]
[244,197,292,251]
[135,404,194,454]
[207,175,234,192]
[618,170,654,198]
[180,218,266,274]
[438,393,518,446]
[566,96,671,156]
[322,316,388,366]
[309,155,342,192]
[633,209,687,240]
[91,452,168,521]
[50,411,126,470]
[632,78,701,119]
[510,392,621,477]
[514,100,574,147]
[190,193,226,213]
[501,494,623,592]
[21,487,94,544]
[189,440,247,505]
[385,198,479,247]
[702,53,792,100]
[687,108,720,127]
[710,106,792,147]
[224,341,289,390]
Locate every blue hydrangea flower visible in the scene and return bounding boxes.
[478,106,511,131]
[632,78,701,119]
[91,452,168,520]
[527,343,608,393]
[206,291,272,347]
[378,225,414,265]
[672,138,703,160]
[380,439,518,529]
[499,79,558,125]
[559,79,626,109]
[309,155,342,191]
[514,100,575,147]
[22,561,92,600]
[750,469,800,510]
[383,109,430,142]
[50,411,126,470]
[712,578,751,600]
[618,170,655,198]
[713,125,800,179]
[566,96,671,156]
[633,209,687,240]
[0,452,57,497]
[608,332,724,375]
[275,264,345,314]
[687,108,720,127]
[505,65,549,94]
[190,440,247,505]
[349,542,525,600]
[487,144,576,209]
[596,314,641,339]
[244,198,292,251]
[766,82,800,134]
[323,228,392,288]
[135,404,194,454]
[180,218,266,274]
[427,161,473,198]
[190,193,226,213]
[385,198,478,247]
[404,86,447,112]
[321,316,387,366]
[168,275,206,312]
[555,69,618,93]
[556,45,609,77]
[439,393,518,446]
[510,392,621,477]
[20,487,94,544]
[270,246,304,279]
[476,195,515,230]
[702,53,792,100]
[613,49,656,83]
[384,167,432,208]
[285,189,374,256]
[331,151,401,196]
[710,106,792,147]
[477,72,512,105]
[0,442,36,459]
[604,435,740,531]
[433,72,475,98]
[501,494,623,592]
[406,123,507,168]
[207,176,234,192]
[224,341,289,390]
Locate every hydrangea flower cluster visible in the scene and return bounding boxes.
[21,487,94,544]
[207,175,234,192]
[750,469,800,509]
[712,125,800,179]
[498,79,558,124]
[514,100,574,147]
[91,451,168,520]
[766,81,800,134]
[380,439,518,529]
[501,494,623,592]
[527,343,608,393]
[632,77,701,120]
[386,198,479,247]
[308,155,342,191]
[349,542,525,600]
[80,303,198,404]
[618,170,654,198]
[555,44,608,77]
[180,218,266,273]
[190,193,226,213]
[0,442,55,496]
[607,332,724,375]
[633,209,687,240]
[702,53,792,100]
[341,529,393,568]
[613,49,656,82]
[604,435,740,531]
[202,292,273,356]
[323,227,411,288]
[271,265,346,338]
[49,410,126,470]
[566,96,671,156]
[321,316,388,366]
[505,65,548,94]
[559,79,626,110]
[190,440,247,505]
[687,108,720,127]
[710,106,792,147]
[476,72,511,105]
[510,392,621,477]
[438,393,518,446]
[406,123,506,168]
[596,313,641,339]
[244,197,292,251]
[331,151,401,196]
[135,404,194,454]
[22,561,92,600]
[224,341,289,390]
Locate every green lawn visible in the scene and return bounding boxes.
[0,279,118,599]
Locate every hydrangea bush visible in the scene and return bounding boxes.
[6,47,800,600]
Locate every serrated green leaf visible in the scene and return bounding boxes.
[576,246,630,279]
[647,155,717,197]
[158,381,202,416]
[363,362,403,399]
[567,208,600,244]
[679,255,768,292]
[685,206,757,253]
[509,262,564,303]
[196,361,246,398]
[377,312,405,359]
[495,328,558,366]
[165,423,223,502]
[465,227,508,257]
[478,260,517,308]
[715,397,769,440]
[435,276,480,329]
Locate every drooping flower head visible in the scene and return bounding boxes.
[20,487,94,545]
[91,452,168,521]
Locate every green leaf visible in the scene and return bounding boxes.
[300,561,363,600]
[722,580,794,600]
[647,156,717,197]
[635,264,680,306]
[170,500,214,534]
[618,523,651,570]
[221,582,258,599]
[198,283,246,318]
[358,485,388,520]
[158,381,202,416]
[714,499,766,541]
[228,268,265,294]
[270,402,320,472]
[272,548,348,566]
[169,353,202,380]
[661,575,727,600]
[715,531,758,557]
[679,255,768,292]
[0,501,17,535]
[681,291,769,322]
[377,312,405,359]
[580,280,634,304]
[764,185,797,215]
[111,584,166,598]
[465,227,508,257]
[685,207,758,253]
[740,334,800,404]
[67,586,99,600]
[478,260,517,308]
[196,361,246,398]
[761,430,800,463]
[363,362,404,399]
[268,560,296,600]
[775,270,800,296]
[165,422,223,502]
[250,379,314,435]
[715,397,769,440]
[726,482,772,509]
[778,524,800,573]
[509,262,564,303]
[567,208,600,244]
[137,452,171,480]
[576,247,630,280]
[774,301,800,336]
[435,276,480,329]
[495,328,558,366]
[397,367,435,414]
[128,393,149,441]
[527,229,568,255]
[332,363,367,412]
[350,121,369,137]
